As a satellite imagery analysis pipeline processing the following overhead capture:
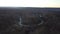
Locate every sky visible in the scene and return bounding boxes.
[0,0,60,7]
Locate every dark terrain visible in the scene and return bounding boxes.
[0,7,60,34]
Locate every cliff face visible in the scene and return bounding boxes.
[0,7,60,34]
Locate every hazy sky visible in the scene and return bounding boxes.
[0,0,60,7]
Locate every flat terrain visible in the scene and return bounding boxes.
[0,7,60,34]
